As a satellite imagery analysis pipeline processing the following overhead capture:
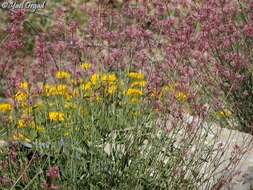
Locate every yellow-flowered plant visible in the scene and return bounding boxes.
[81,63,92,71]
[128,72,145,80]
[107,84,117,95]
[48,112,65,122]
[175,91,188,103]
[44,84,69,97]
[216,109,232,118]
[126,88,143,96]
[102,73,117,84]
[130,80,147,88]
[55,71,71,80]
[90,73,100,86]
[15,91,28,103]
[20,82,29,90]
[18,119,26,128]
[0,103,12,112]
[81,82,92,91]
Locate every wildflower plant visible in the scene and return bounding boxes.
[0,1,252,189]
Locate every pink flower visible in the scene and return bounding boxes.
[46,166,60,180]
[243,24,253,38]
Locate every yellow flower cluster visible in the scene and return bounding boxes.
[44,84,70,98]
[101,73,117,84]
[55,71,71,80]
[48,112,65,122]
[126,88,143,96]
[130,81,147,88]
[15,91,28,103]
[128,72,145,80]
[81,82,92,91]
[175,92,188,103]
[20,82,29,90]
[102,73,118,95]
[0,103,12,112]
[81,73,118,96]
[107,84,117,95]
[81,63,92,71]
[91,74,100,86]
[127,72,146,103]
[216,109,232,118]
[18,119,26,128]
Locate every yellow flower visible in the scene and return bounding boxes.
[175,91,188,103]
[55,71,71,80]
[90,74,100,86]
[15,91,28,103]
[12,133,31,142]
[44,84,69,97]
[102,73,117,84]
[126,88,143,96]
[216,109,232,118]
[128,72,145,80]
[18,119,26,128]
[20,82,29,90]
[0,103,12,112]
[107,85,117,95]
[81,82,92,91]
[130,80,147,88]
[48,112,65,122]
[81,63,92,71]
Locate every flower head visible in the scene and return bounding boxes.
[81,82,92,91]
[20,82,29,90]
[102,73,117,84]
[48,112,65,122]
[175,91,188,103]
[126,88,143,96]
[107,85,117,95]
[128,72,145,80]
[130,80,147,88]
[81,63,91,71]
[55,71,71,80]
[0,103,12,112]
[15,91,28,103]
[46,166,60,180]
